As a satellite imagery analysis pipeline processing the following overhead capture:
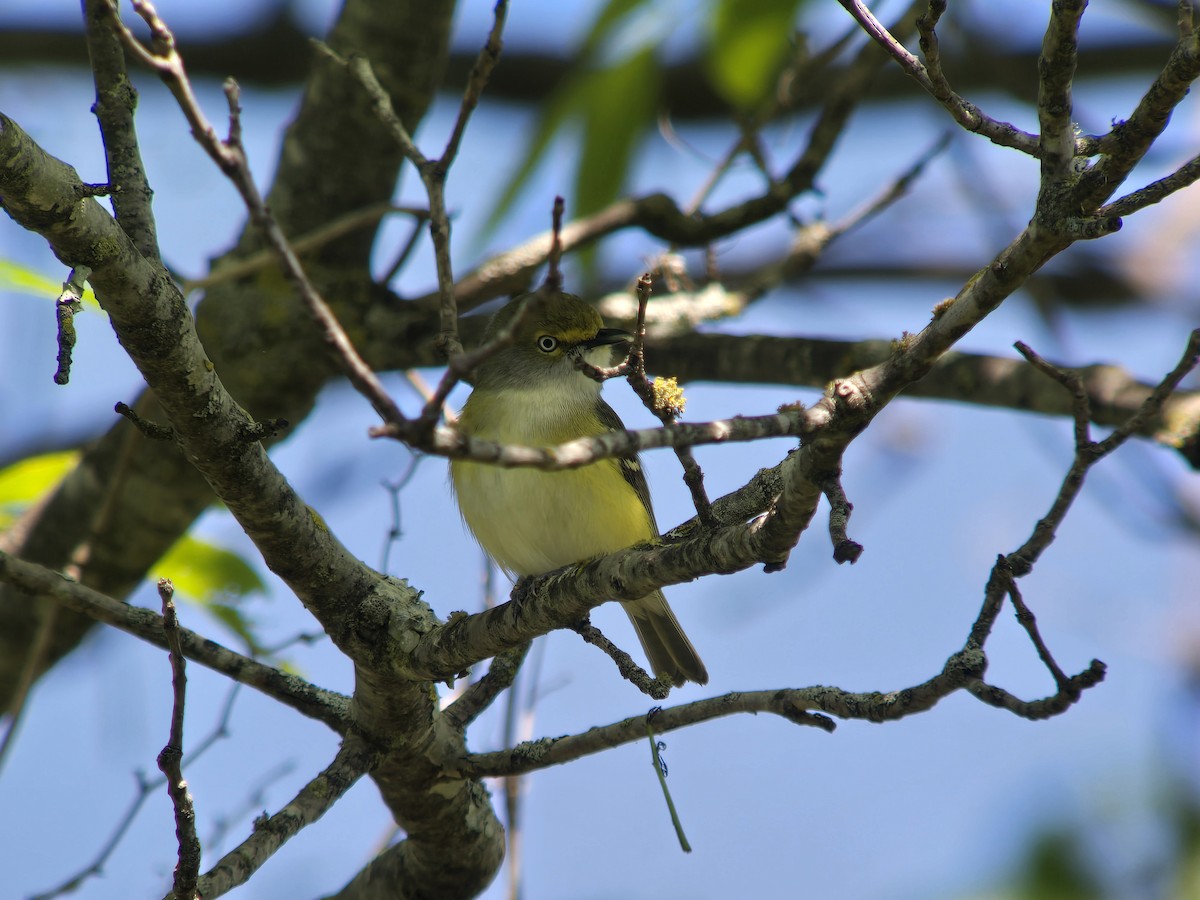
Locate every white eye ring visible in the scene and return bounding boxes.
[537,335,558,353]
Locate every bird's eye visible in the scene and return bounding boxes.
[536,335,558,353]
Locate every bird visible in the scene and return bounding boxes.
[450,289,707,686]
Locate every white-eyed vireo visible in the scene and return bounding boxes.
[450,290,708,686]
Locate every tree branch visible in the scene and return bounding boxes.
[183,736,379,900]
[0,549,351,732]
[452,635,1074,779]
[83,0,161,262]
[639,330,1200,466]
[442,642,531,731]
[840,0,1045,154]
[1036,0,1086,185]
[1078,18,1200,207]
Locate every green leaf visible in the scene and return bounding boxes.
[576,46,660,221]
[155,534,265,602]
[578,0,651,61]
[203,601,266,656]
[0,450,79,528]
[480,0,659,243]
[155,535,263,602]
[0,260,100,309]
[154,535,269,652]
[707,0,803,110]
[481,72,581,238]
[0,260,61,297]
[1012,828,1102,900]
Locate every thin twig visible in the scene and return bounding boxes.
[571,617,671,699]
[84,0,161,261]
[835,132,953,235]
[501,638,546,900]
[1016,342,1092,448]
[1094,329,1200,451]
[432,0,508,340]
[53,266,90,385]
[442,642,531,730]
[1077,17,1200,206]
[157,579,201,900]
[1005,579,1072,692]
[595,135,951,333]
[414,291,542,430]
[115,400,175,440]
[189,737,379,899]
[837,0,1043,155]
[30,685,244,900]
[204,760,297,856]
[423,3,930,315]
[679,22,855,218]
[454,658,1019,778]
[0,549,350,731]
[379,452,422,575]
[318,0,508,364]
[441,0,509,180]
[315,3,512,433]
[382,210,435,285]
[1099,152,1200,218]
[646,713,691,853]
[966,660,1105,720]
[0,601,58,777]
[956,332,1200,719]
[821,476,863,564]
[183,203,426,294]
[544,195,565,291]
[379,404,806,471]
[576,276,716,523]
[1010,331,1200,573]
[106,3,408,428]
[916,0,949,94]
[104,1,236,176]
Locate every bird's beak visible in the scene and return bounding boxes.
[577,327,632,368]
[584,327,633,349]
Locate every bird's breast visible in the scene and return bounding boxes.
[451,388,652,576]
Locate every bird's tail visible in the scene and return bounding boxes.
[623,590,708,686]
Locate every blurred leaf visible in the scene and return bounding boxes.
[0,450,78,506]
[0,260,60,297]
[481,73,581,238]
[0,450,79,528]
[0,454,269,654]
[203,601,265,656]
[482,0,660,244]
[1013,829,1102,900]
[0,259,100,309]
[574,44,661,259]
[578,0,651,61]
[156,534,265,602]
[155,535,268,652]
[1167,777,1200,899]
[707,0,803,110]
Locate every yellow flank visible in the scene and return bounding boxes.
[452,385,652,577]
[453,456,652,577]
